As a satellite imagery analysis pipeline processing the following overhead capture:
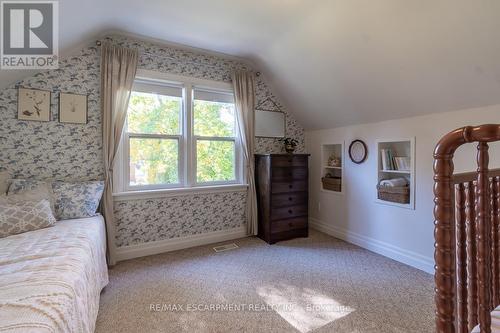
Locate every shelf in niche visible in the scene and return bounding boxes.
[379,169,411,174]
[376,138,415,210]
[321,143,344,193]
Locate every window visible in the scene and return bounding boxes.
[193,88,237,183]
[119,71,243,192]
[126,81,183,188]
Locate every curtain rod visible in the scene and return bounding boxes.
[95,40,260,76]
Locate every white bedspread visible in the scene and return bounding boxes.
[0,215,109,333]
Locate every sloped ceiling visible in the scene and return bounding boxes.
[1,0,500,129]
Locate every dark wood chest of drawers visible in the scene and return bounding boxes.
[255,154,310,244]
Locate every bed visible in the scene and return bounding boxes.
[0,215,109,332]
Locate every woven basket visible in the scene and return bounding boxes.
[377,185,410,204]
[322,177,341,192]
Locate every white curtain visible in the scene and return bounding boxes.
[101,42,138,265]
[232,71,258,236]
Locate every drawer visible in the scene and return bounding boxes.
[271,205,308,220]
[271,181,307,194]
[271,156,308,168]
[272,167,307,181]
[271,192,307,208]
[271,217,308,233]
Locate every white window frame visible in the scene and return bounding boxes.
[124,132,184,191]
[114,70,245,195]
[191,85,242,187]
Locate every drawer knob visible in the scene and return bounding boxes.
[288,159,292,163]
[289,173,293,177]
[289,184,293,189]
[288,209,293,214]
[288,197,293,201]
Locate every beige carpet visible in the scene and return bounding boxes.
[95,230,434,333]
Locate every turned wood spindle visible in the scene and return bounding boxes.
[476,142,492,333]
[491,177,500,306]
[465,181,479,332]
[455,183,468,333]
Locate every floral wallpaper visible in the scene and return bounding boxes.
[114,192,246,247]
[0,34,305,248]
[109,35,305,154]
[0,48,102,180]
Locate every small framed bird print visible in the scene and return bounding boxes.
[59,92,88,124]
[17,87,51,122]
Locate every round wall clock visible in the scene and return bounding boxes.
[348,140,368,164]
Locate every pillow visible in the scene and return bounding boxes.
[0,199,56,238]
[8,179,56,216]
[8,179,49,193]
[0,171,10,196]
[52,181,104,220]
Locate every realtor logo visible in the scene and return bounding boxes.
[1,1,58,69]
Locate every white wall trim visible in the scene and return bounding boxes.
[136,69,233,90]
[114,184,248,201]
[309,217,434,274]
[115,226,248,262]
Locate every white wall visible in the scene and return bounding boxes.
[306,104,500,273]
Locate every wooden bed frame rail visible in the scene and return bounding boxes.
[434,124,500,333]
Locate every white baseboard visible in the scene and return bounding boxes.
[115,220,434,273]
[309,218,434,274]
[115,226,248,262]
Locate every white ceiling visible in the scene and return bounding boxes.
[2,0,500,129]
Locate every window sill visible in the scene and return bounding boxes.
[113,184,249,201]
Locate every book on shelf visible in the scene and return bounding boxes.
[393,156,410,171]
[381,148,410,171]
[388,150,395,170]
[380,149,394,170]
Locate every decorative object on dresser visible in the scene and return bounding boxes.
[255,154,310,244]
[279,137,299,154]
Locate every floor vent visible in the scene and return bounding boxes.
[213,243,239,253]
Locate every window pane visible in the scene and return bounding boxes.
[127,91,181,135]
[194,90,235,137]
[194,88,234,104]
[196,140,235,183]
[129,138,179,186]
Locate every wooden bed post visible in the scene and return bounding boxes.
[434,128,465,333]
[434,124,500,333]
